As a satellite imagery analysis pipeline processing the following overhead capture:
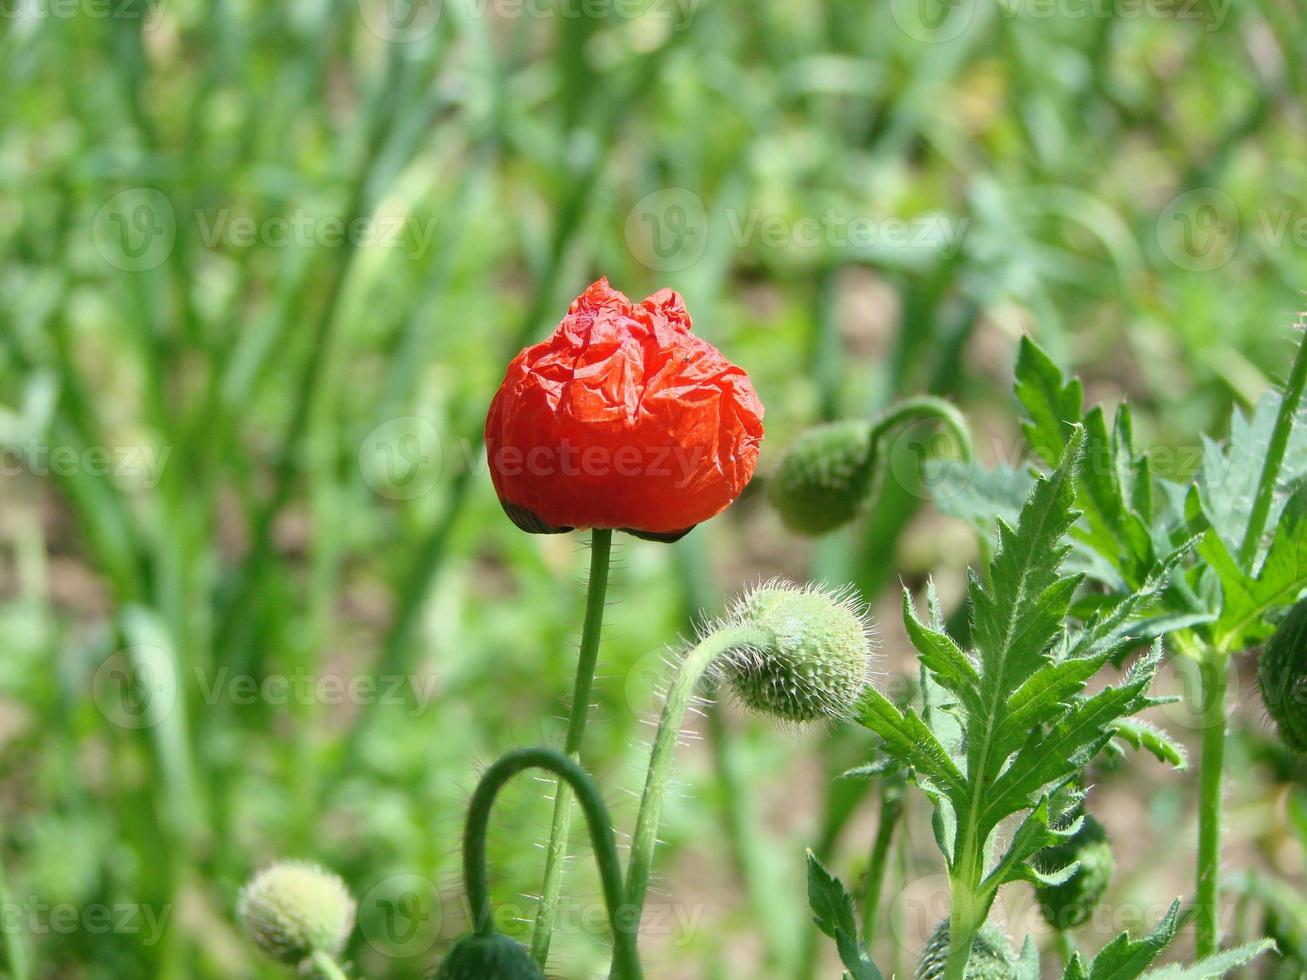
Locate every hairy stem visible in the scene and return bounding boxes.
[1196,652,1229,958]
[868,395,975,470]
[309,951,349,980]
[1238,328,1307,568]
[464,748,642,980]
[622,625,764,922]
[531,528,614,965]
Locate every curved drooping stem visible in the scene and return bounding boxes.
[605,625,764,978]
[532,527,613,963]
[465,747,642,980]
[867,395,975,473]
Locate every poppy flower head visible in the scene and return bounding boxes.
[486,279,764,540]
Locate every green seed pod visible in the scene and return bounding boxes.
[430,933,546,979]
[1035,815,1115,930]
[1259,598,1307,754]
[237,861,356,967]
[723,581,874,723]
[769,420,875,535]
[916,921,1017,980]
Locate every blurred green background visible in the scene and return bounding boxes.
[1,0,1305,976]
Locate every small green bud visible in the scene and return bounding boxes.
[1035,815,1115,930]
[430,933,546,979]
[916,921,1017,980]
[724,581,874,723]
[238,861,356,967]
[769,420,875,535]
[1259,598,1307,754]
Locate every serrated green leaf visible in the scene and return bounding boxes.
[806,851,884,980]
[1199,486,1307,649]
[856,687,967,804]
[840,758,897,781]
[1196,391,1307,561]
[1071,406,1156,589]
[1062,901,1180,980]
[982,644,1164,830]
[980,796,1073,895]
[1016,335,1084,468]
[1111,718,1188,770]
[970,430,1084,728]
[1140,939,1275,979]
[904,586,983,717]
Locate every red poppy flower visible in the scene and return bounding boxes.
[485,278,765,541]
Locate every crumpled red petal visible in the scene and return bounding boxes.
[485,279,764,537]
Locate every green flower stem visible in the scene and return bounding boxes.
[862,783,903,945]
[1238,328,1307,567]
[309,951,349,980]
[0,814,29,980]
[868,396,975,469]
[531,528,614,965]
[1056,930,1076,969]
[942,859,983,980]
[622,625,765,920]
[1196,652,1230,959]
[465,748,642,980]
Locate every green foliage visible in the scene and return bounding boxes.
[1034,814,1114,931]
[1061,903,1273,980]
[862,434,1167,886]
[805,851,883,980]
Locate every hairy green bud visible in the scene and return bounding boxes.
[1035,815,1115,930]
[769,420,875,535]
[431,933,545,979]
[723,581,874,723]
[237,861,356,967]
[1259,598,1307,754]
[916,921,1017,980]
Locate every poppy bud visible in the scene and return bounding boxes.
[430,933,545,979]
[237,861,356,968]
[769,420,874,535]
[1258,598,1307,753]
[723,582,874,723]
[916,921,1017,980]
[485,279,764,541]
[1035,815,1115,930]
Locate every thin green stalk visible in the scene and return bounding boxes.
[530,528,614,965]
[467,748,642,980]
[867,395,975,469]
[1196,652,1229,959]
[622,625,764,920]
[0,816,29,980]
[862,784,903,946]
[1056,930,1076,970]
[309,951,349,980]
[1238,328,1307,567]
